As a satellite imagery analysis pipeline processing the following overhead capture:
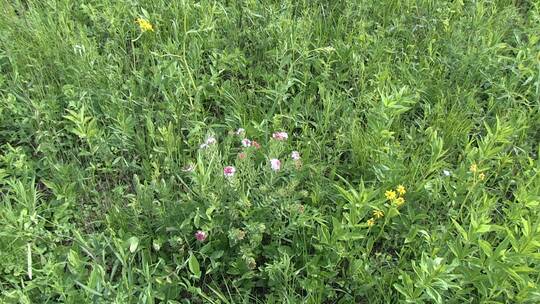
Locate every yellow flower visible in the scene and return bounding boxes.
[136,18,154,32]
[367,218,375,227]
[373,209,384,219]
[469,163,478,173]
[385,190,397,201]
[478,173,485,180]
[396,185,406,196]
[394,197,405,207]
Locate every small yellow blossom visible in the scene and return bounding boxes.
[396,185,406,196]
[367,218,375,227]
[478,173,485,180]
[373,209,384,219]
[136,18,154,32]
[469,163,478,173]
[385,190,397,201]
[395,197,405,207]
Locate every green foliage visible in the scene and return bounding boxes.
[1,0,539,302]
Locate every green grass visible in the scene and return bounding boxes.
[1,0,540,302]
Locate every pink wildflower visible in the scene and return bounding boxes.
[272,131,288,141]
[252,140,261,149]
[238,152,247,159]
[223,166,236,177]
[241,138,252,147]
[270,158,281,171]
[195,230,207,242]
[291,151,300,160]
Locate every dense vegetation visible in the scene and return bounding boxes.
[1,0,539,302]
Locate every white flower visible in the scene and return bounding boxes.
[182,164,195,172]
[443,170,451,177]
[270,159,281,171]
[241,138,252,147]
[235,128,245,136]
[200,136,216,149]
[291,151,300,160]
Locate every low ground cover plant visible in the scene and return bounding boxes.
[1,0,539,303]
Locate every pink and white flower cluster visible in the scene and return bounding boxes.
[223,165,236,177]
[270,158,281,171]
[272,131,288,141]
[241,138,252,147]
[191,129,305,242]
[196,129,302,180]
[195,230,207,242]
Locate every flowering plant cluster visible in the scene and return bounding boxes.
[196,130,301,181]
[179,128,305,253]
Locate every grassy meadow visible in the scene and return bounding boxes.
[1,0,540,302]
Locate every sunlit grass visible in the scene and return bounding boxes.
[1,0,539,302]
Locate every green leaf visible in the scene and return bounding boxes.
[189,254,201,279]
[451,219,468,242]
[476,225,491,234]
[339,231,365,241]
[386,206,400,219]
[68,249,81,269]
[128,237,139,253]
[478,240,492,257]
[210,250,224,260]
